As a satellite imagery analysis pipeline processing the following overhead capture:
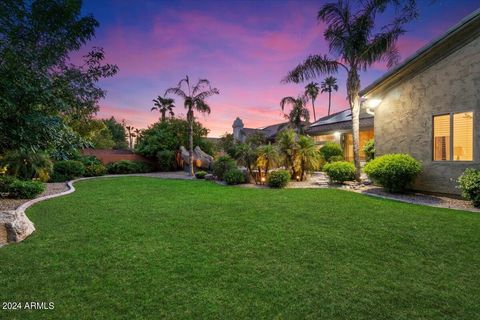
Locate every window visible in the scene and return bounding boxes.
[313,134,336,144]
[433,112,473,161]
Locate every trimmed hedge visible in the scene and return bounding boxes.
[458,168,480,207]
[212,156,236,180]
[320,142,343,163]
[267,170,290,188]
[195,171,207,179]
[106,160,153,174]
[364,154,422,192]
[324,161,356,183]
[52,160,85,182]
[0,176,45,199]
[224,168,245,185]
[157,150,176,171]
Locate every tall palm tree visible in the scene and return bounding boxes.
[151,96,175,121]
[304,82,319,122]
[280,95,309,134]
[125,125,135,150]
[283,0,417,181]
[296,135,320,181]
[166,76,219,175]
[321,76,338,116]
[133,128,142,148]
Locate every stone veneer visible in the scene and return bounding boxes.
[373,36,480,194]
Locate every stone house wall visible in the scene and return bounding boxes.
[374,36,480,194]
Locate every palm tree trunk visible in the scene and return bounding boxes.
[161,110,166,122]
[328,92,332,116]
[188,109,194,176]
[312,99,316,122]
[347,69,361,181]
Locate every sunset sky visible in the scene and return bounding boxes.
[81,0,479,137]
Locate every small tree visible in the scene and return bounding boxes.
[296,135,321,180]
[257,144,279,178]
[166,76,219,176]
[280,96,310,134]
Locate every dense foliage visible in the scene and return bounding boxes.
[267,170,291,188]
[0,176,45,199]
[106,160,153,175]
[1,150,52,181]
[52,160,86,182]
[363,139,375,162]
[103,117,128,149]
[136,118,213,158]
[212,156,237,180]
[324,161,356,183]
[224,168,245,185]
[157,150,176,171]
[319,142,343,163]
[458,168,480,208]
[195,171,208,179]
[364,154,422,193]
[0,0,117,154]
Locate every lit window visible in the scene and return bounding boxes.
[433,115,450,161]
[453,112,473,161]
[433,112,473,161]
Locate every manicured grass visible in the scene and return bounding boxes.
[1,177,480,319]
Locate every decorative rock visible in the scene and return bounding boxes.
[0,211,35,245]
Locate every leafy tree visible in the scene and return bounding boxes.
[135,118,212,158]
[304,82,320,121]
[103,117,128,149]
[280,96,309,134]
[320,76,338,116]
[283,0,417,180]
[245,132,267,148]
[232,143,259,184]
[0,0,117,154]
[151,96,175,121]
[218,133,237,158]
[166,76,219,175]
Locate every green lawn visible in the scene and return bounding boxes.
[1,177,479,319]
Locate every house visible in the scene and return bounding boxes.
[306,109,374,161]
[360,9,480,194]
[232,117,290,143]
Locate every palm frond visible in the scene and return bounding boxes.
[280,96,296,111]
[165,87,188,100]
[192,79,212,96]
[194,100,211,115]
[194,87,219,101]
[282,55,344,83]
[359,24,404,69]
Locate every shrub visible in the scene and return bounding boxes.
[324,161,356,183]
[364,139,375,162]
[224,168,245,185]
[458,168,480,208]
[157,150,176,171]
[212,156,236,180]
[1,150,53,180]
[106,160,153,174]
[8,180,45,199]
[84,163,107,177]
[76,155,102,166]
[329,155,344,163]
[195,171,207,179]
[364,154,422,192]
[267,170,291,188]
[0,175,17,196]
[52,160,85,182]
[319,142,343,162]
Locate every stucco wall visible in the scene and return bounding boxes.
[374,36,480,194]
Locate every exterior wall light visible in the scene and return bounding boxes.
[365,98,381,115]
